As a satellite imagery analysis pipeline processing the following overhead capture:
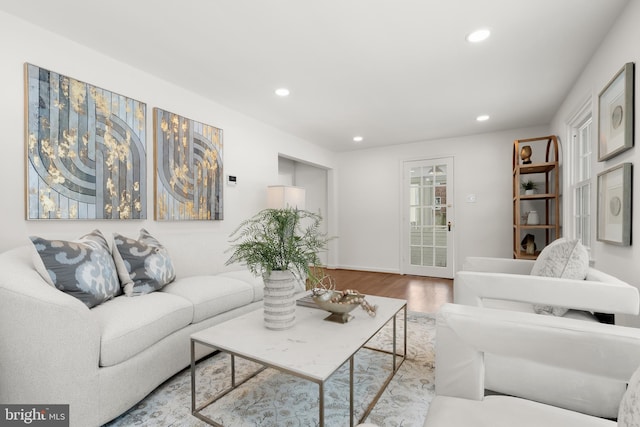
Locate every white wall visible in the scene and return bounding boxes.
[276,157,329,218]
[293,163,328,219]
[276,157,297,186]
[550,0,640,327]
[0,11,336,275]
[277,157,331,264]
[335,125,549,274]
[293,162,330,265]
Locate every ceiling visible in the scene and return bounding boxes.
[0,1,629,152]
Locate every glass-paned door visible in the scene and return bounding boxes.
[402,157,454,278]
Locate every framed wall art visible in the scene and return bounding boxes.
[597,162,632,246]
[598,62,634,161]
[154,108,223,220]
[25,63,147,220]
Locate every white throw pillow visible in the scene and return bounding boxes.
[531,238,589,316]
[530,238,589,279]
[618,364,640,427]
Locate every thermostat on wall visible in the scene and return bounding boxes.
[227,175,237,186]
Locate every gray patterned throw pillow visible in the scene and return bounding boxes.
[30,229,121,308]
[112,229,176,296]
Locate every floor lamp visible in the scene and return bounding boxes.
[266,185,306,210]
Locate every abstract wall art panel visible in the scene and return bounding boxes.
[153,108,223,220]
[24,63,147,220]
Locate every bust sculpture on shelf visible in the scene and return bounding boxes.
[520,145,532,164]
[521,233,537,255]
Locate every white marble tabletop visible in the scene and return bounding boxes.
[191,294,406,381]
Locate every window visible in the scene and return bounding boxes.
[569,115,593,249]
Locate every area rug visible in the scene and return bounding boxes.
[104,311,435,427]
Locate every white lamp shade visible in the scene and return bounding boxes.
[267,185,306,209]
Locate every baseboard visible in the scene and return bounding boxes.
[326,265,401,275]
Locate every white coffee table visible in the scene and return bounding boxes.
[190,294,407,426]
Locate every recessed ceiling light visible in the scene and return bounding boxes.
[476,114,490,122]
[466,29,491,43]
[275,88,290,97]
[353,136,364,142]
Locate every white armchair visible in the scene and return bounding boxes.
[456,256,640,321]
[454,256,640,417]
[425,303,640,427]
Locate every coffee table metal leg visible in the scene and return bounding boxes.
[359,304,407,423]
[350,356,355,427]
[403,305,407,367]
[190,339,196,413]
[231,354,235,387]
[319,382,324,426]
[392,306,408,373]
[392,314,397,369]
[191,341,268,426]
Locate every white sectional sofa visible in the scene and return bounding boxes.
[0,241,274,427]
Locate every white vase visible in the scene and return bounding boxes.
[262,270,296,330]
[527,210,540,225]
[525,189,535,195]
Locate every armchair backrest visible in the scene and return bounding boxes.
[456,256,640,316]
[462,256,534,274]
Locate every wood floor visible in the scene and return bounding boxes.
[324,268,453,313]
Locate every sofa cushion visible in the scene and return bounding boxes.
[112,229,176,296]
[161,275,254,323]
[531,238,589,316]
[216,270,265,302]
[92,292,192,367]
[30,229,121,308]
[425,395,615,427]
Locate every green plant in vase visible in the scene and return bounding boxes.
[226,208,331,329]
[521,179,537,194]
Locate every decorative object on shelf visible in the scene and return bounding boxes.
[520,234,537,255]
[311,288,377,323]
[598,62,635,161]
[527,210,540,225]
[521,179,537,195]
[154,108,223,220]
[24,63,147,220]
[597,163,632,246]
[226,208,332,330]
[520,145,532,164]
